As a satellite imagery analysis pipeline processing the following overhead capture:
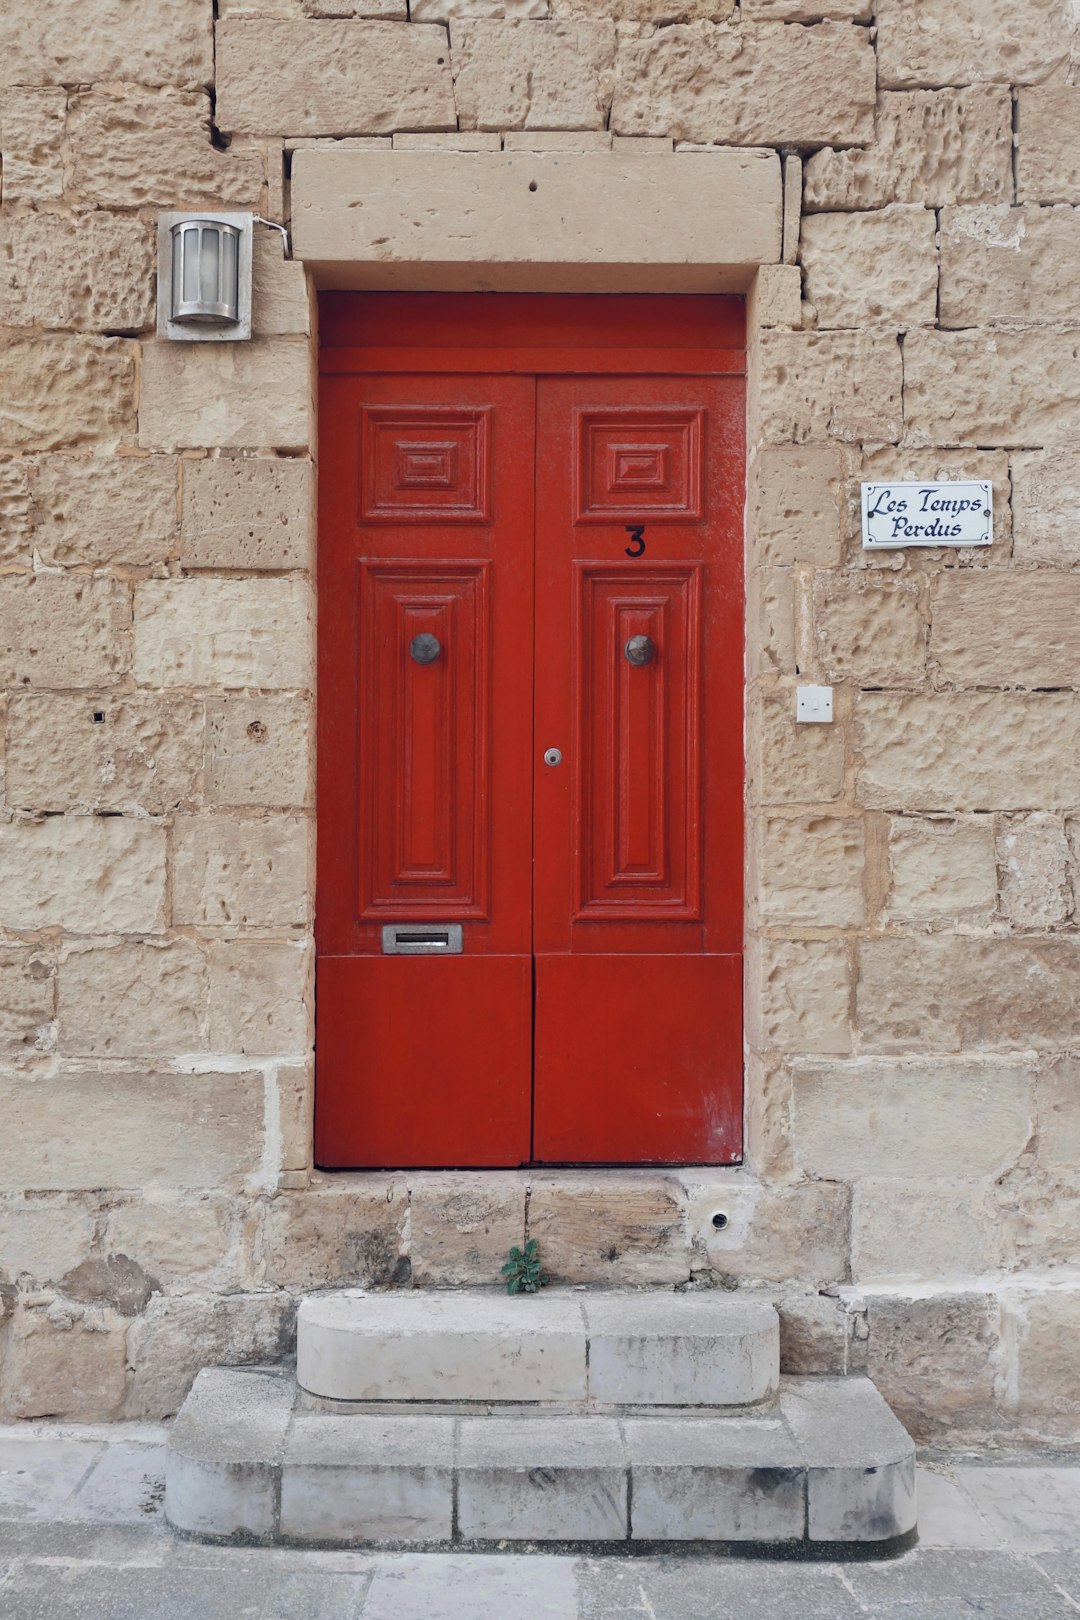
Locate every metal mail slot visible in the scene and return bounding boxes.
[381,924,463,955]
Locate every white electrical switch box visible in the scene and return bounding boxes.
[796,685,833,723]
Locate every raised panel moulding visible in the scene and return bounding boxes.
[291,149,782,293]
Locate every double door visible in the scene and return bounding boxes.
[316,296,744,1168]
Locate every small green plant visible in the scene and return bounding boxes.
[501,1237,544,1295]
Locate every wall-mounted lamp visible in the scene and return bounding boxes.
[157,211,254,341]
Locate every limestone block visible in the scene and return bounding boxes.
[68,87,265,210]
[1,214,155,335]
[905,328,1080,450]
[747,681,846,806]
[453,20,615,131]
[207,938,313,1056]
[527,1175,689,1284]
[1012,450,1080,562]
[813,572,926,687]
[0,817,166,935]
[876,0,1071,90]
[746,568,795,679]
[855,445,1012,557]
[1035,1055,1080,1175]
[393,131,504,148]
[140,341,312,454]
[747,937,851,1056]
[998,814,1071,930]
[857,935,1080,1053]
[259,1179,407,1289]
[0,951,53,1060]
[804,88,1012,212]
[252,230,311,337]
[792,1057,1033,1179]
[134,579,311,690]
[743,1053,795,1180]
[0,575,131,691]
[0,1195,95,1284]
[748,443,845,568]
[742,0,868,14]
[776,1290,851,1376]
[940,206,1080,329]
[801,207,937,329]
[172,815,311,928]
[206,692,312,808]
[0,338,136,453]
[6,694,203,815]
[32,455,179,569]
[0,88,65,205]
[994,1163,1080,1272]
[747,263,801,331]
[612,21,875,147]
[217,20,455,135]
[126,1291,293,1418]
[1018,86,1080,205]
[932,573,1080,689]
[307,0,407,16]
[4,1303,128,1422]
[181,457,312,571]
[1012,1289,1080,1437]
[409,1172,527,1286]
[0,0,211,88]
[755,816,865,927]
[0,1067,264,1193]
[866,1292,1001,1441]
[502,131,611,150]
[56,941,207,1060]
[105,1196,237,1286]
[751,331,902,445]
[782,152,801,263]
[852,1181,998,1284]
[856,692,1080,812]
[711,1181,851,1285]
[884,816,996,926]
[278,1061,315,1173]
[0,463,31,566]
[555,0,732,16]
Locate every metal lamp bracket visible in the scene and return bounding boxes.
[156,211,254,342]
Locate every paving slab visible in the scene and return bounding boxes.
[844,1547,1062,1607]
[361,1554,579,1620]
[0,1438,100,1521]
[582,1293,778,1406]
[281,1415,453,1544]
[1033,1551,1080,1603]
[0,1560,372,1620]
[59,1442,166,1525]
[575,1557,869,1620]
[913,1466,1002,1549]
[954,1467,1080,1553]
[457,1417,626,1542]
[166,1366,293,1541]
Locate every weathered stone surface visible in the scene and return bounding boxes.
[866,1292,1002,1441]
[0,1067,263,1192]
[4,1302,128,1421]
[747,567,795,679]
[134,579,311,690]
[32,455,179,569]
[855,445,1012,556]
[1018,85,1080,205]
[752,331,902,444]
[932,572,1080,689]
[278,1062,314,1173]
[1035,1055,1080,1176]
[741,0,868,14]
[217,20,454,135]
[207,939,312,1056]
[940,206,1080,329]
[856,693,1080,812]
[1012,449,1080,562]
[792,1057,1033,1179]
[747,937,851,1056]
[126,1291,293,1418]
[804,88,1012,211]
[998,814,1071,931]
[57,941,207,1060]
[528,1176,689,1284]
[172,815,311,928]
[0,338,135,453]
[206,693,312,808]
[853,1181,998,1284]
[139,341,312,453]
[858,936,1080,1053]
[0,575,131,691]
[814,572,926,687]
[0,0,211,87]
[0,88,65,205]
[905,328,1080,449]
[0,952,53,1060]
[181,456,311,571]
[409,1172,527,1286]
[252,230,311,337]
[1012,1289,1080,1437]
[995,1163,1080,1272]
[712,1181,851,1285]
[258,1180,406,1289]
[876,0,1072,90]
[884,815,996,926]
[0,462,31,565]
[1,214,155,334]
[0,1195,95,1284]
[612,21,875,147]
[747,262,801,330]
[555,0,732,16]
[748,443,845,568]
[747,681,846,806]
[68,87,264,209]
[801,207,937,329]
[454,20,615,131]
[776,1290,851,1376]
[105,1195,236,1286]
[0,817,166,934]
[755,816,865,927]
[60,1253,159,1316]
[6,694,202,814]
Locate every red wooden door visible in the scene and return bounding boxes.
[316,296,743,1169]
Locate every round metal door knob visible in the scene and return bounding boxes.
[409,633,442,665]
[543,747,563,767]
[625,634,656,666]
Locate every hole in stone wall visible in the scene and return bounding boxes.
[711,1212,729,1230]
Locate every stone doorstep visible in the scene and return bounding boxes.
[164,1367,917,1553]
[296,1289,780,1408]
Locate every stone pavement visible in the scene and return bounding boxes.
[2,1425,1080,1617]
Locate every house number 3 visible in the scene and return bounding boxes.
[624,524,647,558]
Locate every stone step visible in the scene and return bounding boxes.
[165,1365,917,1553]
[296,1289,780,1408]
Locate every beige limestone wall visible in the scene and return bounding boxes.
[1,0,1080,1447]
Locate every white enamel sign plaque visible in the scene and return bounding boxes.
[861,481,992,550]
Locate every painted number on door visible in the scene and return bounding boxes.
[624,524,647,558]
